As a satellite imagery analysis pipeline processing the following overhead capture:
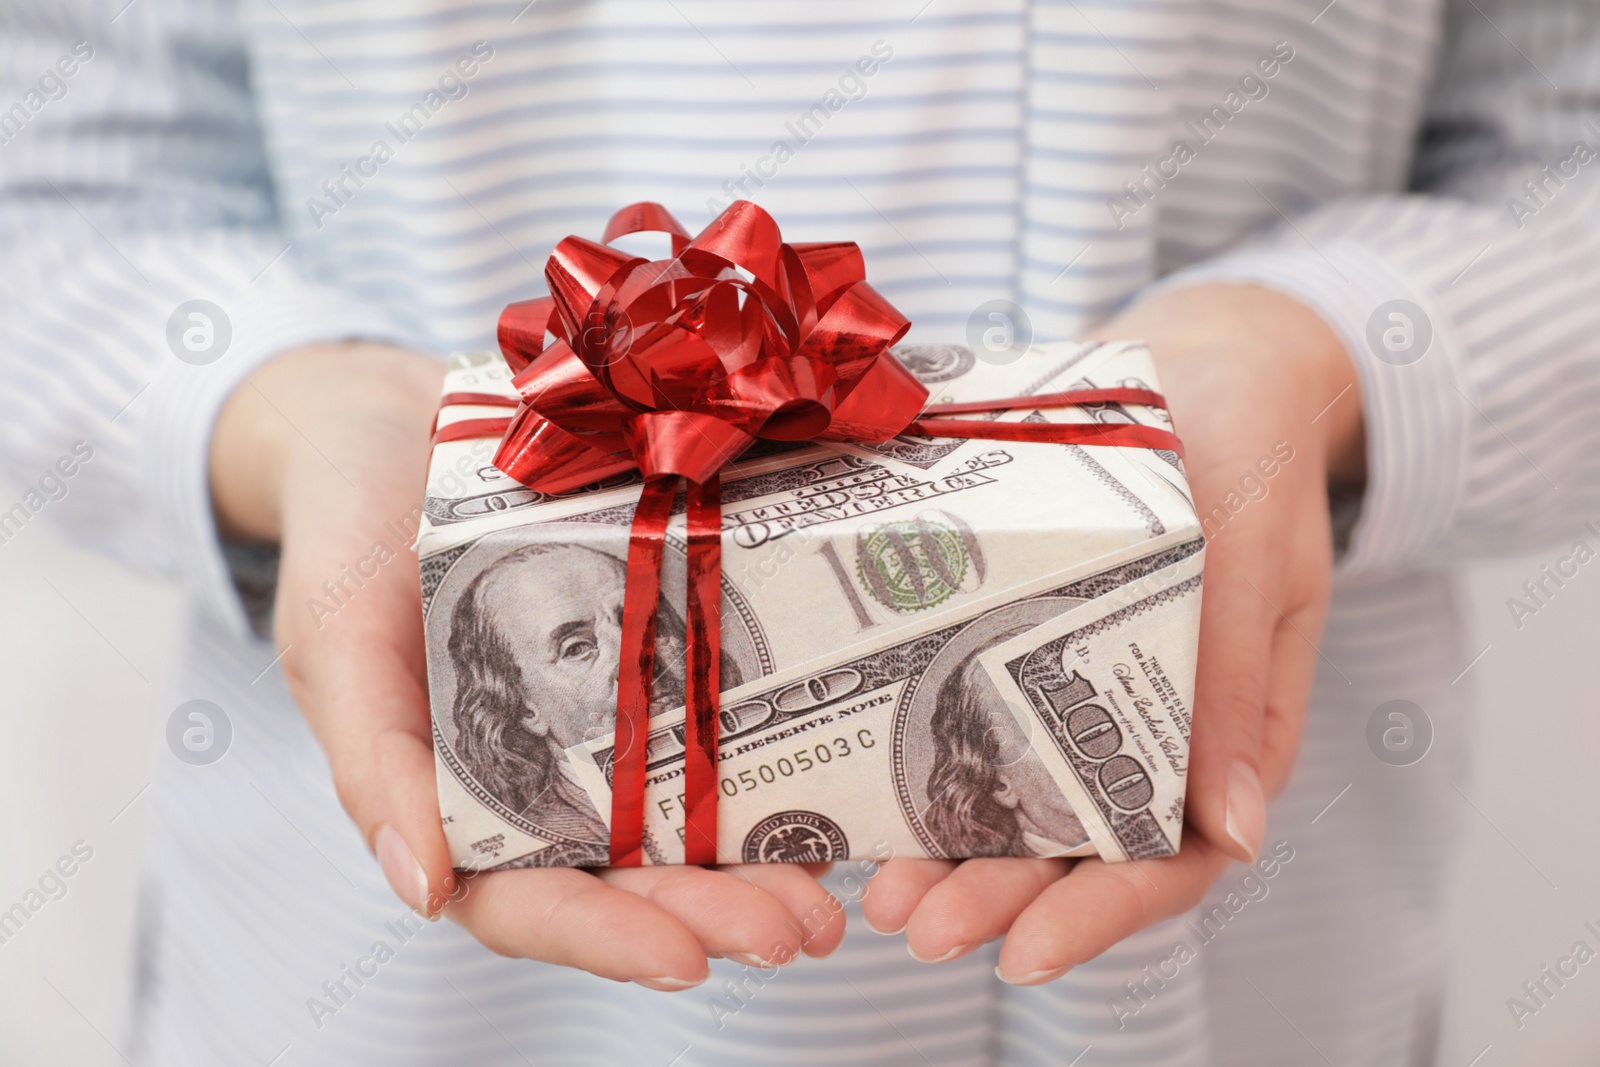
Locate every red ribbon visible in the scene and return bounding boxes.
[432,200,1183,866]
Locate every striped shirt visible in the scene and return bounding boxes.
[3,1,1599,1064]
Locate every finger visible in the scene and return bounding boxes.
[903,858,1069,962]
[1183,538,1277,864]
[372,715,460,917]
[597,864,812,966]
[1259,603,1321,796]
[995,835,1231,984]
[275,452,463,916]
[450,867,708,989]
[858,857,956,935]
[719,863,848,959]
[286,624,461,919]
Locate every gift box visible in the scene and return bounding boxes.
[419,203,1203,870]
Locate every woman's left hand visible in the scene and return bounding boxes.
[859,283,1364,981]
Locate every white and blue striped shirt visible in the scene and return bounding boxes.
[4,1,1599,1064]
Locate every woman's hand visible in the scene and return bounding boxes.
[211,342,845,990]
[859,283,1365,981]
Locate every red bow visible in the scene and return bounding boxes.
[433,200,1183,867]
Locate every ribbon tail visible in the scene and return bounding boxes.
[610,475,678,867]
[432,416,513,446]
[683,475,722,865]
[906,418,1185,460]
[922,387,1169,417]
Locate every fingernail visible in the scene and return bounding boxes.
[375,824,432,917]
[908,941,976,963]
[863,915,905,936]
[725,952,773,968]
[996,965,1069,986]
[1224,761,1266,863]
[634,975,707,992]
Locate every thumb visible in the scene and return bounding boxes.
[1184,552,1275,865]
[369,715,460,919]
[285,630,459,919]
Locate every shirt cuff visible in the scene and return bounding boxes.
[140,285,412,641]
[1150,243,1472,577]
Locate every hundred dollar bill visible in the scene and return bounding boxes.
[423,438,1200,868]
[554,538,1203,865]
[420,341,1203,869]
[977,549,1202,861]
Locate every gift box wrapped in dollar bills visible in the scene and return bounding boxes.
[420,338,1204,871]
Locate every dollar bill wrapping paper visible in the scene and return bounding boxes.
[420,339,1204,870]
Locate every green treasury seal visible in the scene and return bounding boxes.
[855,510,982,614]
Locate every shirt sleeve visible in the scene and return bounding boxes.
[1153,0,1600,577]
[0,2,411,639]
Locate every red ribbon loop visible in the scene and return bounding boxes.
[433,201,1185,866]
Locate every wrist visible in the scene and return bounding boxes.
[1083,283,1365,488]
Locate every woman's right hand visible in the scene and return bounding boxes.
[211,341,846,989]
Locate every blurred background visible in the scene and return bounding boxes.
[1,524,1597,1065]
